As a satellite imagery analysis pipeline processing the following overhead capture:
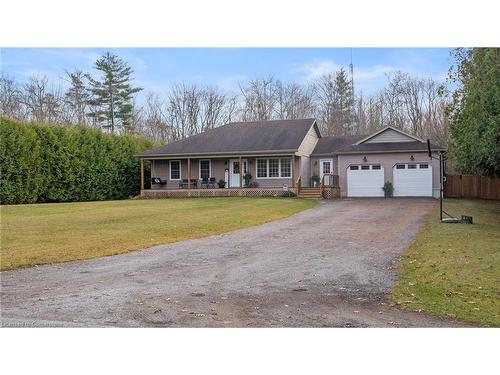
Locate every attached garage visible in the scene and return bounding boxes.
[393,163,432,197]
[347,164,384,197]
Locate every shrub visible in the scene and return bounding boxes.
[281,191,296,197]
[217,179,226,188]
[0,118,153,204]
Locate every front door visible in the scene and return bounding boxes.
[319,159,333,180]
[229,159,247,187]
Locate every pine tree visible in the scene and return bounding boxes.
[86,52,142,133]
[447,48,500,176]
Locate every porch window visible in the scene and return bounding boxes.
[280,158,291,177]
[170,160,181,180]
[269,159,279,177]
[257,159,267,178]
[199,160,211,180]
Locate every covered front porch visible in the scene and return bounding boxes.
[139,154,299,195]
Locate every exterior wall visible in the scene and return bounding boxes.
[310,155,337,184]
[337,152,441,198]
[363,128,415,143]
[297,125,320,155]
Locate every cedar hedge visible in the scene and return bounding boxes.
[0,118,153,204]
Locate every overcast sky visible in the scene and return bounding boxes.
[1,48,453,96]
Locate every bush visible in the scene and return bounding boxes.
[0,118,153,204]
[217,179,226,188]
[281,191,296,197]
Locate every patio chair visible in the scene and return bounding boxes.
[209,177,216,188]
[190,179,198,188]
[200,177,209,188]
[179,179,189,189]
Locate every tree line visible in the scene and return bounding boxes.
[0,51,450,147]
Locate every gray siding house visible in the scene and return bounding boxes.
[137,118,444,198]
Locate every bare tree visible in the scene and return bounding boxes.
[166,83,202,140]
[21,76,65,124]
[274,81,315,120]
[239,76,277,121]
[64,70,89,125]
[0,75,24,119]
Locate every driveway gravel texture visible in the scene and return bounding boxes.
[1,198,467,327]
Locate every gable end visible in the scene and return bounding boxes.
[356,126,424,145]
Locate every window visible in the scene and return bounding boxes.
[269,159,279,177]
[280,158,291,177]
[199,160,211,180]
[256,158,292,178]
[257,159,267,178]
[322,161,331,174]
[361,165,370,170]
[170,160,181,180]
[372,165,381,170]
[419,163,429,169]
[350,165,359,170]
[396,164,406,169]
[232,161,240,174]
[408,164,417,169]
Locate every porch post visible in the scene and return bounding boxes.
[291,154,296,188]
[187,158,191,190]
[140,159,145,192]
[239,156,243,188]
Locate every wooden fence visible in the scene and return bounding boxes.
[444,175,500,200]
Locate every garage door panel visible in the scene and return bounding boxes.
[393,164,432,197]
[347,165,385,197]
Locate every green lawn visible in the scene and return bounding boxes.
[393,199,500,326]
[1,197,316,271]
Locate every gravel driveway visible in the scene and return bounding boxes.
[1,198,465,327]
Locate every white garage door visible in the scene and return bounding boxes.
[393,163,432,197]
[347,164,385,197]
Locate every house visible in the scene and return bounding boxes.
[137,118,444,198]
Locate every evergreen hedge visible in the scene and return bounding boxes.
[0,118,153,204]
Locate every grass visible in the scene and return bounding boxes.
[0,197,317,271]
[393,199,500,327]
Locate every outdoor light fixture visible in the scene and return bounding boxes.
[314,160,318,165]
[363,156,367,162]
[410,155,415,161]
[224,160,227,165]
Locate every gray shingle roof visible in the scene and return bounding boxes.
[138,118,317,157]
[311,135,365,155]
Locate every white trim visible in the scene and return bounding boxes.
[198,159,211,180]
[169,160,181,181]
[255,157,292,179]
[354,126,425,145]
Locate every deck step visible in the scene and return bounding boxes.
[298,188,322,199]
